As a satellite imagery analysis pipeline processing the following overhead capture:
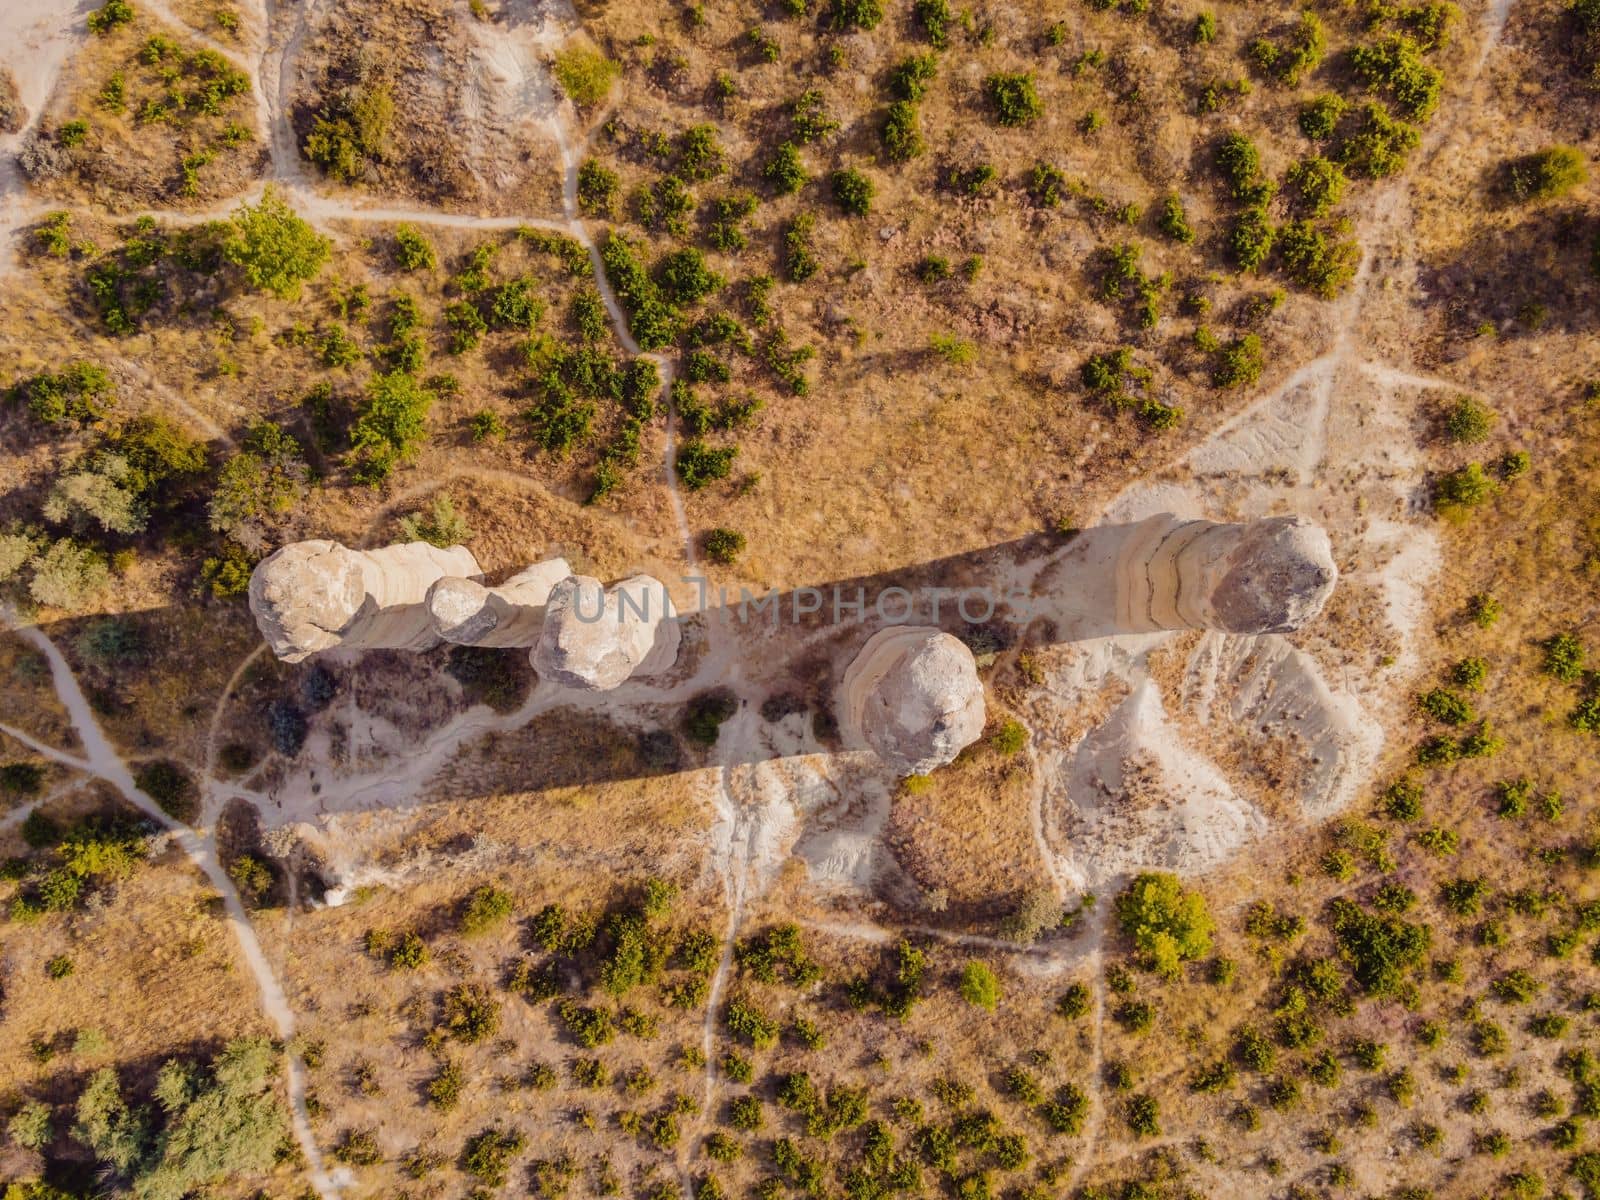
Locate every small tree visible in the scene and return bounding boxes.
[348,372,433,484]
[1114,873,1215,978]
[224,188,330,301]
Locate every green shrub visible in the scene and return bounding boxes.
[1124,1094,1160,1137]
[1248,11,1326,85]
[1193,11,1217,42]
[826,0,883,29]
[134,760,197,822]
[1286,157,1347,217]
[1434,462,1495,516]
[553,47,618,105]
[764,142,808,194]
[676,441,736,489]
[1337,102,1419,177]
[984,73,1043,126]
[703,527,745,564]
[831,168,875,216]
[1510,145,1587,202]
[1350,35,1442,121]
[1115,873,1214,977]
[88,0,135,34]
[959,961,1001,1011]
[393,224,436,271]
[224,188,330,300]
[881,101,924,162]
[1299,93,1347,139]
[1543,632,1586,681]
[1156,193,1194,243]
[1226,206,1275,272]
[577,159,619,217]
[459,884,513,936]
[889,54,939,101]
[913,0,951,46]
[442,982,501,1043]
[461,1127,526,1186]
[791,89,841,143]
[1439,394,1496,443]
[1216,132,1263,198]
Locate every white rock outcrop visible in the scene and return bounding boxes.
[427,558,572,647]
[532,574,680,691]
[1113,514,1336,635]
[840,626,986,776]
[248,540,481,662]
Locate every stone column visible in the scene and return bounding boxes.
[532,573,681,690]
[839,626,986,776]
[427,558,572,647]
[248,540,481,662]
[1113,514,1337,635]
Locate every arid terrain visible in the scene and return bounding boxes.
[2,0,1599,1198]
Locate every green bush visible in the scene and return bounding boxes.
[134,760,197,822]
[764,142,808,194]
[958,961,1001,1010]
[913,0,951,47]
[881,101,924,162]
[1299,93,1347,139]
[1507,145,1588,202]
[348,371,433,484]
[224,188,330,300]
[1155,193,1194,243]
[831,168,875,216]
[1216,132,1263,199]
[656,248,723,306]
[1444,394,1495,443]
[1286,156,1347,217]
[1349,35,1442,120]
[984,73,1043,126]
[1248,11,1326,85]
[459,884,514,936]
[1226,206,1275,272]
[889,54,939,101]
[1337,102,1419,177]
[826,0,884,29]
[1434,462,1495,517]
[393,224,436,271]
[461,1127,526,1187]
[553,47,618,105]
[1115,873,1214,977]
[676,441,736,489]
[1544,633,1585,682]
[577,159,619,217]
[442,982,501,1043]
[12,360,115,426]
[791,90,841,143]
[88,0,135,35]
[703,527,745,564]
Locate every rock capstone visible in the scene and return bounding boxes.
[840,626,986,776]
[427,558,572,647]
[532,574,680,691]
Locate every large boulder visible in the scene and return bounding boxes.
[840,626,986,776]
[532,574,679,690]
[427,557,571,646]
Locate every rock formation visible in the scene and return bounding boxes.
[427,558,572,647]
[249,540,481,662]
[1113,514,1336,635]
[840,626,986,776]
[532,574,680,691]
